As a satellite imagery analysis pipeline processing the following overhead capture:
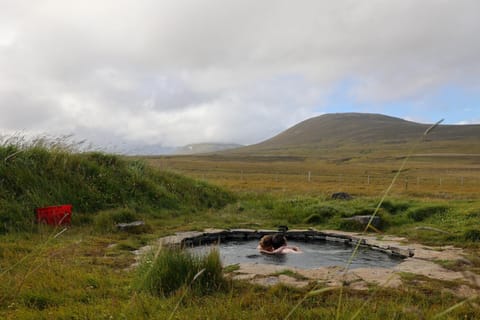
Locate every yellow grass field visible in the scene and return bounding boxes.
[145,154,480,199]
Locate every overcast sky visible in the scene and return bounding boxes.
[1,0,479,151]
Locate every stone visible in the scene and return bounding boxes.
[231,274,256,281]
[278,275,310,288]
[351,268,402,288]
[227,229,258,240]
[252,276,280,287]
[331,192,353,200]
[116,220,146,233]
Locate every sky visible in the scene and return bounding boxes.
[1,0,479,152]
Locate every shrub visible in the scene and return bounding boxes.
[303,205,338,224]
[380,200,410,215]
[464,229,480,242]
[93,208,138,233]
[133,247,226,297]
[338,219,364,232]
[304,214,323,224]
[407,205,449,222]
[21,292,60,310]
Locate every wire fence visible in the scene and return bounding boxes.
[184,169,480,196]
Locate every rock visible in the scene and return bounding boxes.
[252,276,280,287]
[278,275,310,288]
[231,274,256,281]
[331,192,353,200]
[343,215,382,229]
[227,229,258,240]
[116,220,146,233]
[351,268,402,288]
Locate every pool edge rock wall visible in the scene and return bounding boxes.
[132,228,480,297]
[158,228,415,259]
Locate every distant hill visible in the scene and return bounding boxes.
[231,113,480,156]
[175,143,243,155]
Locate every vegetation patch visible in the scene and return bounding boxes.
[0,141,234,233]
[380,199,411,215]
[338,219,365,232]
[133,247,227,297]
[303,205,338,224]
[93,208,139,233]
[407,205,449,222]
[464,229,480,242]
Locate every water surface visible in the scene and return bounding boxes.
[189,240,402,269]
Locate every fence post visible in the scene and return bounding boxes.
[307,171,311,182]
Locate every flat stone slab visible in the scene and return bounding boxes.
[231,263,401,290]
[394,258,465,282]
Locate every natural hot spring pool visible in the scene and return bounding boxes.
[189,240,403,269]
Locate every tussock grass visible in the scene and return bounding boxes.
[133,246,227,297]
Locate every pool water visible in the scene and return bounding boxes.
[189,240,403,269]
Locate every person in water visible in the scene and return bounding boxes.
[258,234,301,254]
[257,235,274,253]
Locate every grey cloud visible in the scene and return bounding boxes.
[0,0,479,147]
[0,91,61,131]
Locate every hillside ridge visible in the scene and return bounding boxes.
[231,113,480,156]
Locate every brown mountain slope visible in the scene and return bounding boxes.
[231,113,480,156]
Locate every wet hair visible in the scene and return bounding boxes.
[271,234,287,249]
[259,235,273,250]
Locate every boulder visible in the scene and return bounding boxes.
[331,192,353,200]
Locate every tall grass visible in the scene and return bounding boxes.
[0,136,234,233]
[133,246,227,297]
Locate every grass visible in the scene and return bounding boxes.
[1,137,480,318]
[133,246,227,297]
[1,200,479,318]
[145,151,480,199]
[0,138,234,233]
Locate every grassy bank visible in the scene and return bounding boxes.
[0,141,234,233]
[1,142,479,319]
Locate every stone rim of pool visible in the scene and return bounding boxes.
[133,229,480,295]
[156,228,415,270]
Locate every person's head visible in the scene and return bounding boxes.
[259,235,273,250]
[272,234,287,249]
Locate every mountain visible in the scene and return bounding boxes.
[231,113,480,156]
[175,143,243,155]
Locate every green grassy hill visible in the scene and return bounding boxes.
[0,143,234,233]
[232,113,480,156]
